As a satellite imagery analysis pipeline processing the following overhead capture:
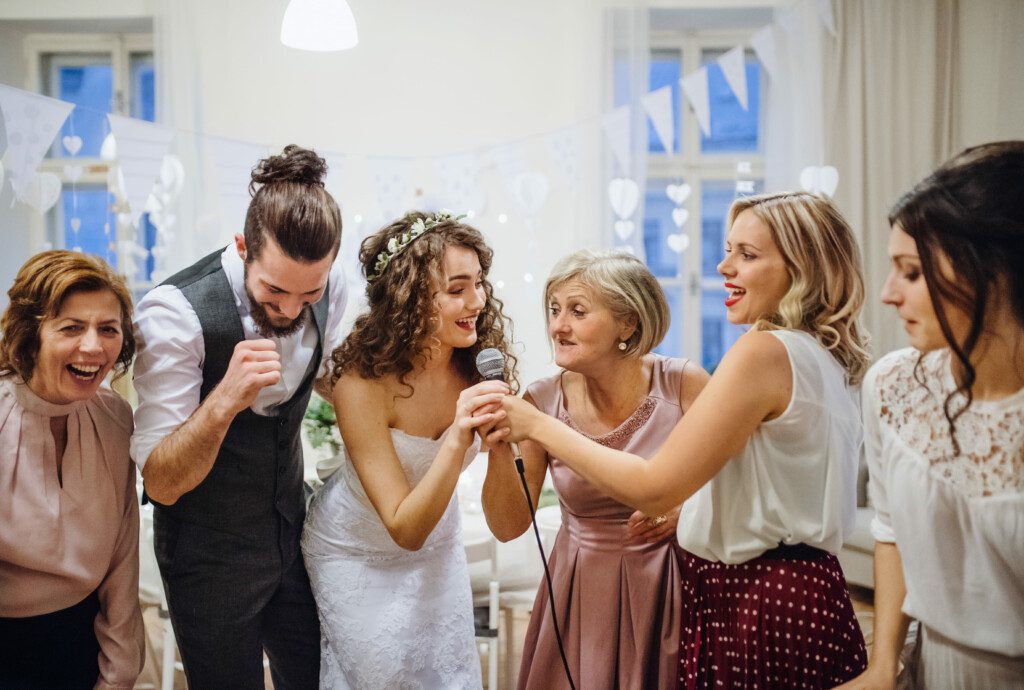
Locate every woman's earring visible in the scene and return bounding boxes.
[618,341,628,351]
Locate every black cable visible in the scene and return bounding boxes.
[513,454,576,690]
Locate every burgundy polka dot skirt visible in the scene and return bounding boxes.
[677,544,867,689]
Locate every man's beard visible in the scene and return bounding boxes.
[244,276,306,337]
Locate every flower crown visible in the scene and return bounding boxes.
[366,210,466,282]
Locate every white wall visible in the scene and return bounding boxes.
[0,21,32,313]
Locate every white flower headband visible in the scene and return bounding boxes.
[366,210,465,282]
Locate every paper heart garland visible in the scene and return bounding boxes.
[665,183,691,205]
[62,135,83,156]
[608,178,639,220]
[614,220,635,241]
[513,171,550,215]
[799,165,839,197]
[70,217,82,232]
[24,172,62,214]
[63,164,84,184]
[671,207,689,228]
[667,233,690,253]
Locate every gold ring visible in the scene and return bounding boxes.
[649,514,667,527]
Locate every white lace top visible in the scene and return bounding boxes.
[677,329,861,564]
[864,348,1024,657]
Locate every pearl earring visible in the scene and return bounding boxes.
[618,341,628,351]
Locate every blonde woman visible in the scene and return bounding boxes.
[482,249,710,689]
[488,192,870,688]
[301,211,516,689]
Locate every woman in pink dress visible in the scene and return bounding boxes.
[490,192,871,688]
[482,249,710,689]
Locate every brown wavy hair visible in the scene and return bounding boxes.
[331,212,518,392]
[728,191,871,385]
[245,144,342,262]
[1,250,135,382]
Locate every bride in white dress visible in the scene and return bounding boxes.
[302,211,517,689]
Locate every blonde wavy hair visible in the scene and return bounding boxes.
[544,249,669,357]
[728,191,870,385]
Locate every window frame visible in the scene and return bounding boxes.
[647,27,765,364]
[22,32,154,283]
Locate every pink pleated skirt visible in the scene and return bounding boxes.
[676,544,867,689]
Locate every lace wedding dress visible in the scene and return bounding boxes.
[301,430,482,689]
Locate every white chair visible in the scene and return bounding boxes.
[464,532,500,690]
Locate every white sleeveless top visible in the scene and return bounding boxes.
[677,329,861,564]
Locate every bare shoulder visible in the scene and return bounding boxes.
[334,372,392,420]
[713,330,792,417]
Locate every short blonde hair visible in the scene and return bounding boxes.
[728,191,870,384]
[544,249,669,357]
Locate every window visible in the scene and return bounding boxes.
[26,33,156,292]
[639,30,766,371]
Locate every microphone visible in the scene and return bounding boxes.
[474,348,521,459]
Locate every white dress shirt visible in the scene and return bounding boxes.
[130,246,348,471]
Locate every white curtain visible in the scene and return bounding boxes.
[824,0,959,359]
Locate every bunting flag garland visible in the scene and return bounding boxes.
[366,156,416,221]
[544,125,582,193]
[640,85,676,153]
[680,66,711,137]
[600,105,632,176]
[483,141,529,203]
[208,136,270,235]
[433,152,484,215]
[0,83,74,202]
[718,46,749,110]
[750,25,780,80]
[108,114,176,227]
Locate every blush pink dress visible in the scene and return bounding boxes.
[517,355,688,690]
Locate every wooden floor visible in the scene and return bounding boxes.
[136,585,876,690]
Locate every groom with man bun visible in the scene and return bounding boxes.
[131,145,347,688]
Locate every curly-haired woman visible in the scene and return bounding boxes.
[301,211,517,688]
[489,192,871,688]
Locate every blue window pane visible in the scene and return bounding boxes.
[55,64,112,158]
[61,189,115,263]
[643,179,683,278]
[701,290,744,372]
[131,58,156,122]
[141,214,157,279]
[700,56,761,154]
[612,59,631,108]
[653,285,683,357]
[648,51,681,154]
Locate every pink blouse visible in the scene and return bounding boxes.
[0,376,144,690]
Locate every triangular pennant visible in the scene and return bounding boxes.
[600,105,632,176]
[433,152,484,214]
[366,156,416,221]
[208,137,270,235]
[680,67,711,138]
[107,114,175,227]
[0,83,74,202]
[718,46,749,111]
[750,25,780,80]
[482,142,529,203]
[640,86,676,153]
[544,125,582,193]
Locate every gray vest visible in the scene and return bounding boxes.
[152,249,329,560]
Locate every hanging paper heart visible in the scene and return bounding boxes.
[24,172,62,214]
[100,133,117,161]
[512,171,550,215]
[63,164,84,183]
[665,183,691,205]
[70,217,82,232]
[667,233,690,253]
[799,165,839,197]
[62,135,83,156]
[671,207,689,228]
[614,220,635,241]
[607,178,639,220]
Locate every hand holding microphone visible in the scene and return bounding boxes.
[474,348,521,457]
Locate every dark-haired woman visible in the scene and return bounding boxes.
[301,211,517,688]
[837,141,1024,690]
[1,250,144,689]
[131,144,347,687]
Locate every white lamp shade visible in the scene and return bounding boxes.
[281,0,359,51]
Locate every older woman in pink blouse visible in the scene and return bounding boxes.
[0,250,144,689]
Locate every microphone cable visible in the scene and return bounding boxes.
[510,444,576,690]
